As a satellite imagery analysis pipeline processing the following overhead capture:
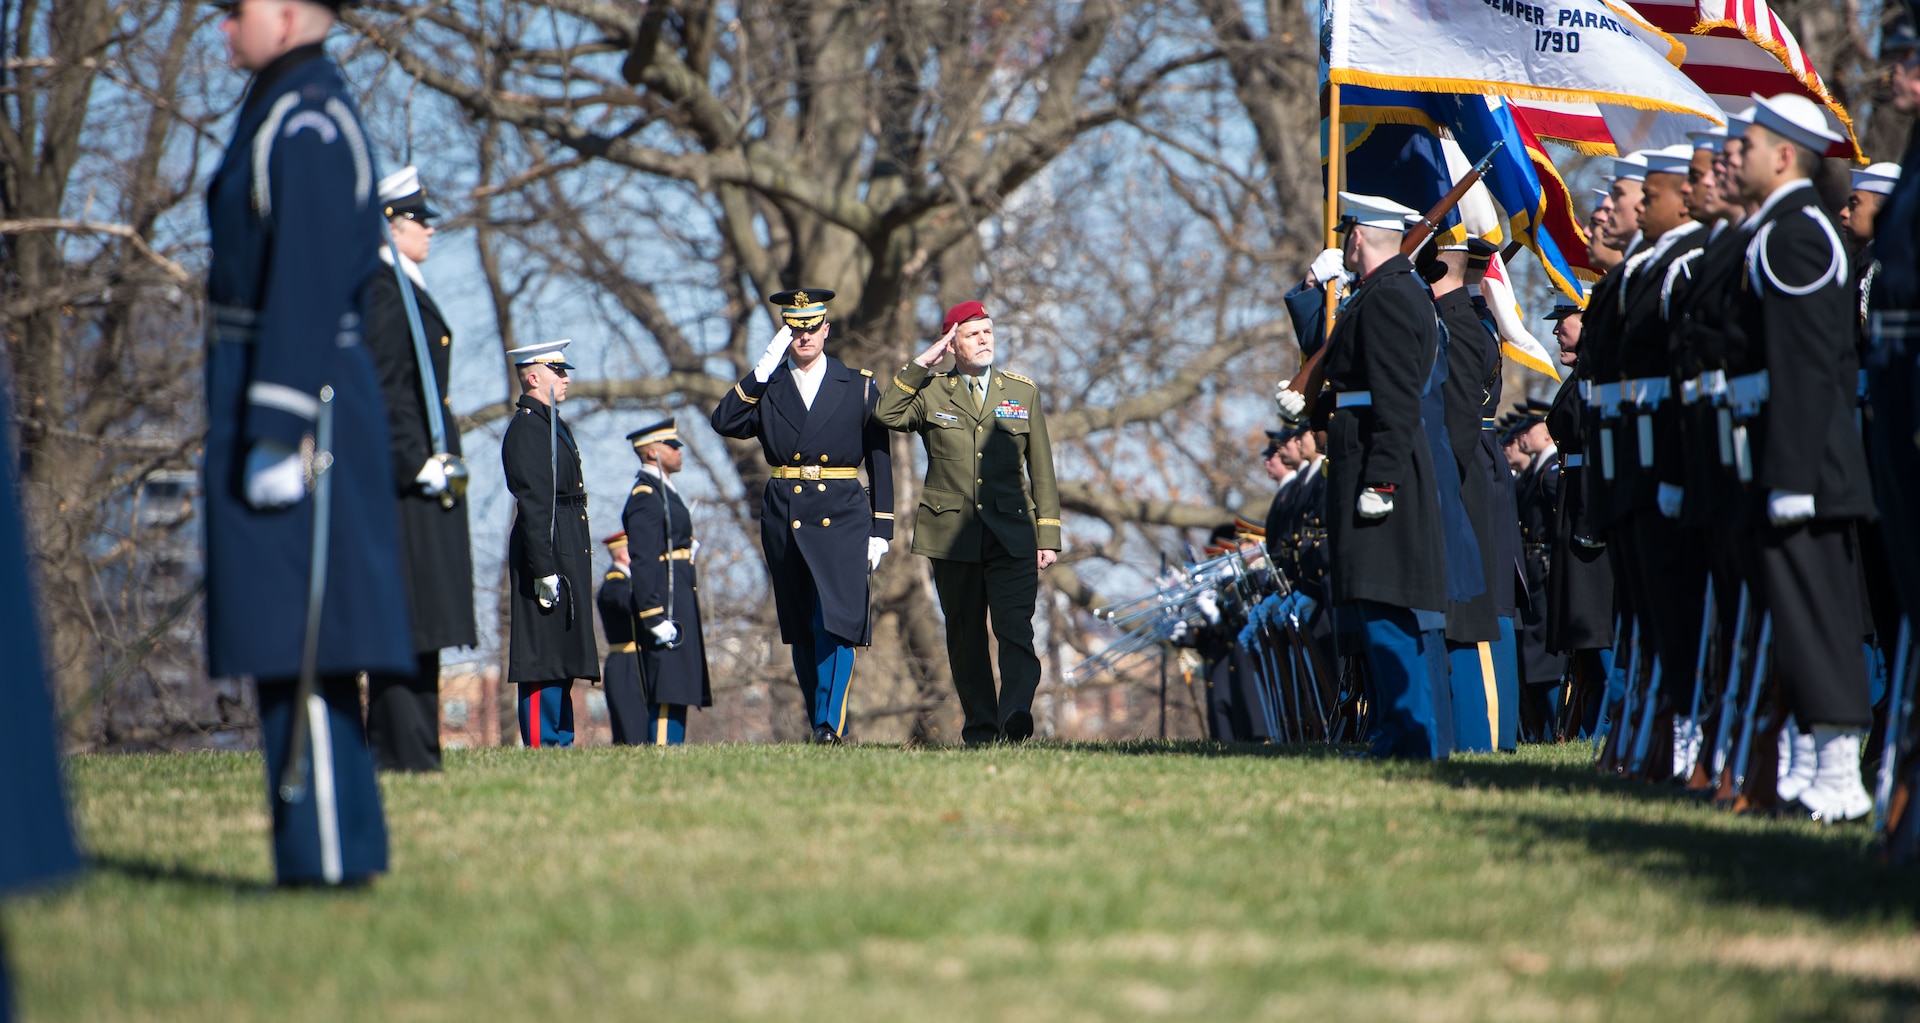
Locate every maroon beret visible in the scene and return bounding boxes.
[941,300,988,335]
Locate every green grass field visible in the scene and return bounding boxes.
[13,742,1920,1021]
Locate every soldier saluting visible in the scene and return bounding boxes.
[502,339,599,747]
[203,0,413,885]
[710,290,894,744]
[876,300,1062,745]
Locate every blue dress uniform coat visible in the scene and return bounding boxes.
[203,44,406,885]
[595,565,651,744]
[710,358,894,645]
[503,395,600,682]
[621,471,713,710]
[363,256,476,652]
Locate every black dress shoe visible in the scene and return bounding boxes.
[1002,710,1034,742]
[812,723,842,746]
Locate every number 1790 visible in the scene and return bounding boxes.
[1534,29,1581,52]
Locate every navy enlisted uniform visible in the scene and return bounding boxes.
[1511,399,1567,736]
[362,165,476,772]
[502,339,600,747]
[1287,193,1452,760]
[619,418,714,745]
[203,29,411,885]
[711,290,894,743]
[595,533,650,744]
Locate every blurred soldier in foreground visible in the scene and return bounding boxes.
[619,419,712,746]
[204,0,411,885]
[502,340,599,748]
[362,165,475,772]
[877,301,1062,745]
[595,532,649,745]
[712,290,893,744]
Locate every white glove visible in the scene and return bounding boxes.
[1656,483,1683,519]
[866,535,888,573]
[1768,490,1816,526]
[415,456,449,496]
[1195,590,1221,625]
[534,574,560,609]
[1357,488,1393,519]
[690,539,702,559]
[1168,620,1192,644]
[1309,247,1350,289]
[243,440,306,509]
[752,326,794,383]
[1273,380,1307,425]
[648,619,680,646]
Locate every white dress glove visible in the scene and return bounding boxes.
[866,536,888,573]
[1768,490,1816,526]
[1194,590,1221,625]
[1273,380,1307,425]
[752,326,794,383]
[648,620,680,646]
[534,574,560,609]
[415,456,449,496]
[1357,488,1394,520]
[1656,483,1683,519]
[1309,247,1350,289]
[1167,619,1192,644]
[243,440,306,509]
[690,539,702,559]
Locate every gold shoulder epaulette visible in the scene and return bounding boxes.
[605,570,627,580]
[859,368,874,377]
[1001,370,1035,386]
[632,483,654,495]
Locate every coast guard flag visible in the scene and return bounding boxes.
[1324,0,1725,148]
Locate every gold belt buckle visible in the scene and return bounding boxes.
[801,464,822,481]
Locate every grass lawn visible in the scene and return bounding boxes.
[12,742,1920,1021]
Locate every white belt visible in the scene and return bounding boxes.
[1726,370,1770,417]
[1335,391,1372,408]
[1564,453,1583,467]
[1620,375,1670,409]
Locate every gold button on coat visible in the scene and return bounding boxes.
[791,520,801,529]
[821,517,831,526]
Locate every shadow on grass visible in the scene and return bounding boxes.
[88,854,275,895]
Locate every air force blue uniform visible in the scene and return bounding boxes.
[204,44,411,885]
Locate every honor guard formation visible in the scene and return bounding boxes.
[75,0,1903,892]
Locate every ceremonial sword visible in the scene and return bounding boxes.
[279,386,336,804]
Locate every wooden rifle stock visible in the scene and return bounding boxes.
[1286,140,1508,417]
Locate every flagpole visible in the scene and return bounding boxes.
[1323,81,1342,331]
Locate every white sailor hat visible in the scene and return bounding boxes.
[1746,92,1845,154]
[1644,144,1695,177]
[1851,161,1902,196]
[506,338,575,370]
[1610,152,1650,182]
[1590,187,1610,200]
[1687,125,1728,153]
[1337,191,1420,231]
[377,165,439,221]
[1723,105,1758,139]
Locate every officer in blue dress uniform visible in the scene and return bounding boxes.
[619,418,713,745]
[1280,193,1452,760]
[502,339,600,747]
[710,290,894,744]
[204,0,413,886]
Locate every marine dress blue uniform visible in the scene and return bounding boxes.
[203,42,412,886]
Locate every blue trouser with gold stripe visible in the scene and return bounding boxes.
[791,599,854,735]
[257,674,389,885]
[1445,617,1522,752]
[517,681,574,748]
[644,702,688,746]
[1361,602,1450,760]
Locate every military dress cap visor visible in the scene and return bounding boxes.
[1746,92,1846,153]
[602,531,629,548]
[1880,12,1920,60]
[1544,302,1582,321]
[377,165,440,221]
[769,288,834,330]
[1337,191,1420,231]
[1643,143,1695,177]
[506,338,575,370]
[626,418,682,450]
[1852,161,1902,195]
[941,300,989,334]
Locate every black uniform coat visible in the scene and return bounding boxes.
[1609,222,1707,523]
[201,45,414,680]
[1323,255,1448,612]
[503,395,599,682]
[595,567,648,741]
[1437,289,1502,642]
[1265,462,1331,603]
[1572,260,1632,535]
[711,358,894,645]
[621,470,713,708]
[363,254,476,653]
[1545,369,1614,653]
[1515,452,1563,683]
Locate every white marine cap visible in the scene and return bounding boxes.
[1724,105,1759,139]
[1644,143,1695,177]
[1590,187,1610,200]
[378,166,421,204]
[1337,191,1421,231]
[506,338,575,369]
[1852,161,1902,196]
[1687,124,1728,153]
[1611,151,1651,182]
[1747,92,1845,153]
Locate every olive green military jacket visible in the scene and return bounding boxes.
[875,363,1062,561]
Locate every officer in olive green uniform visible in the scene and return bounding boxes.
[876,300,1062,744]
